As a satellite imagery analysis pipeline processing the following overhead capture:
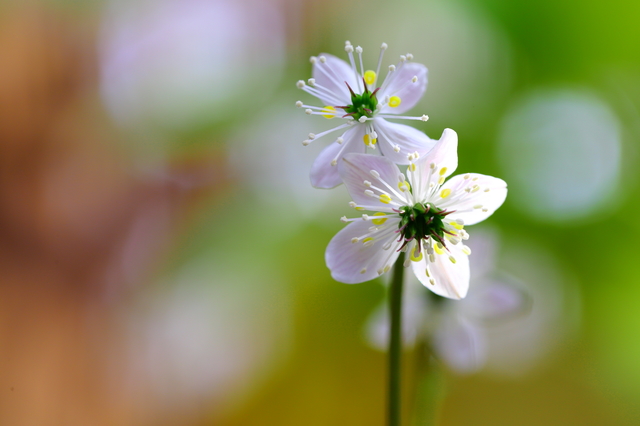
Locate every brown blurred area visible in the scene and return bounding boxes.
[0,5,224,425]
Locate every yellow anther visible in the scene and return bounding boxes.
[322,106,336,119]
[363,134,377,146]
[398,181,411,192]
[462,245,472,255]
[355,206,365,211]
[438,176,445,184]
[372,212,387,225]
[425,267,431,277]
[449,255,457,264]
[379,194,392,204]
[440,188,451,198]
[439,167,448,176]
[410,246,423,262]
[364,70,376,86]
[434,243,444,255]
[389,96,402,108]
[449,221,464,230]
[362,237,374,244]
[409,163,416,172]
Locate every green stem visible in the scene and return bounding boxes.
[388,251,405,426]
[411,342,442,426]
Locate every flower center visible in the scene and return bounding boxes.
[341,81,378,121]
[398,202,449,249]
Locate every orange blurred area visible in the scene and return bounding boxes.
[0,4,227,424]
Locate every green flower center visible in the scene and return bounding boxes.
[340,81,378,121]
[398,203,448,248]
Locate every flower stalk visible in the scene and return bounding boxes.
[388,251,406,426]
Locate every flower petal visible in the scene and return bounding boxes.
[463,277,530,322]
[379,62,428,114]
[408,128,458,196]
[433,316,486,374]
[310,126,364,189]
[338,152,407,209]
[411,241,470,299]
[439,173,507,225]
[326,219,402,284]
[312,53,358,105]
[374,118,437,164]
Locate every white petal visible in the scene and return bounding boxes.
[325,219,402,284]
[439,173,507,225]
[374,118,437,164]
[312,53,358,105]
[433,316,486,374]
[338,152,407,208]
[379,62,428,114]
[411,241,469,299]
[463,278,530,321]
[466,228,499,280]
[310,126,364,189]
[408,128,458,195]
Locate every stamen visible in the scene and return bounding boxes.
[363,134,377,146]
[388,96,401,108]
[303,123,351,145]
[356,46,365,79]
[322,106,336,119]
[371,212,389,225]
[376,114,429,121]
[364,70,376,87]
[385,76,418,101]
[345,44,361,92]
[379,194,392,204]
[378,65,396,94]
[374,43,387,90]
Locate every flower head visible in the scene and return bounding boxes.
[325,129,507,299]
[297,41,434,189]
[364,229,576,377]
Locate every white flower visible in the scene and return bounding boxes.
[365,229,577,376]
[297,41,434,189]
[325,129,507,299]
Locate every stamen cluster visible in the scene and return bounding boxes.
[397,202,450,250]
[342,82,379,121]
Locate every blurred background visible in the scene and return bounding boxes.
[1,0,639,424]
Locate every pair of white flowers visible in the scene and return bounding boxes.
[298,41,507,299]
